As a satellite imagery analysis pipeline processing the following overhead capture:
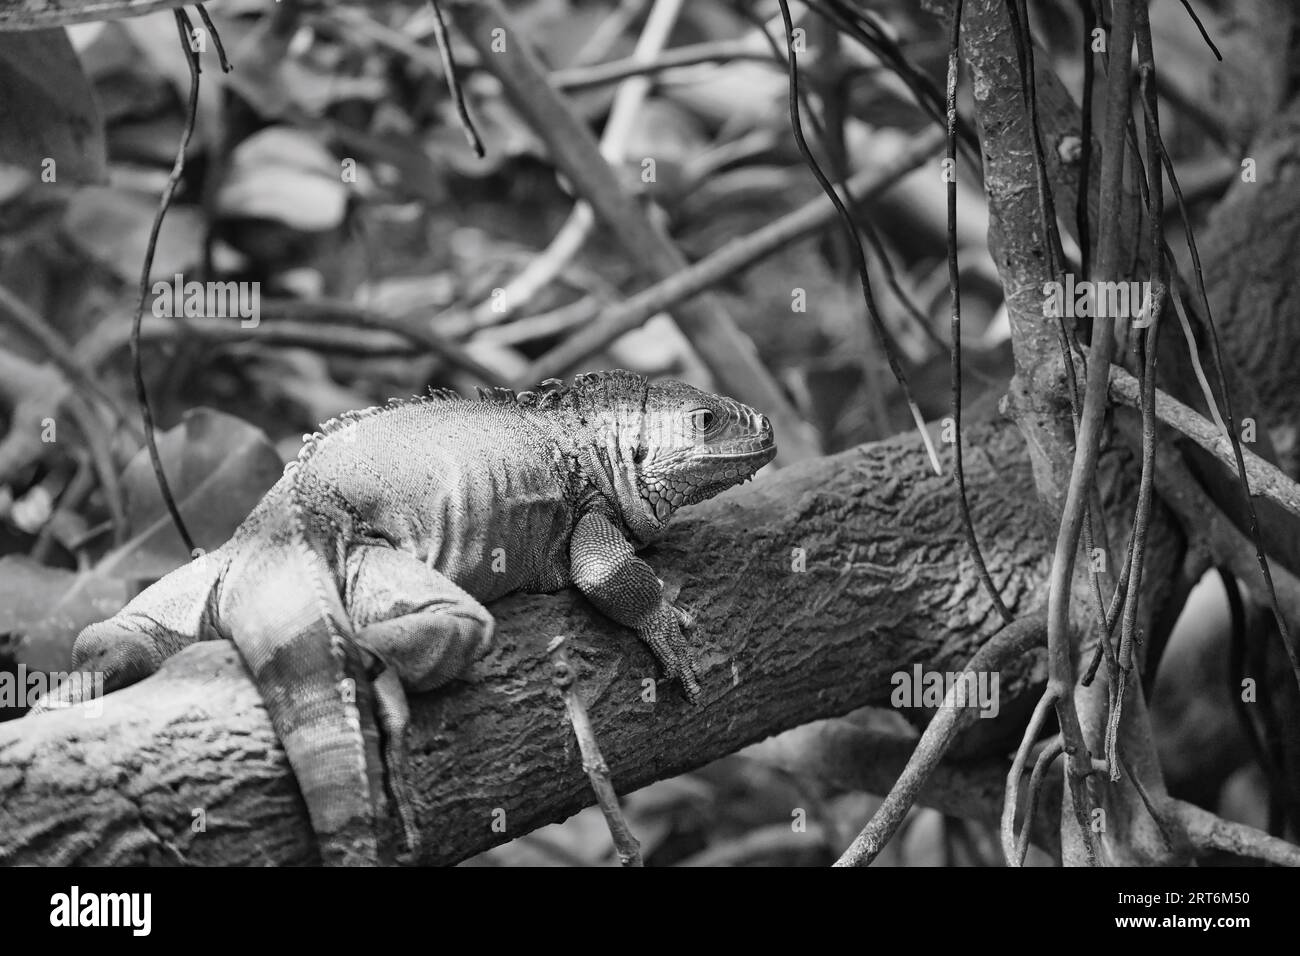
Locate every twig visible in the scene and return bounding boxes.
[1082,513,1129,688]
[1081,483,1131,689]
[128,9,204,556]
[1001,687,1060,865]
[194,4,231,72]
[1015,736,1064,865]
[551,40,769,91]
[1106,365,1300,526]
[80,306,505,379]
[523,128,945,385]
[1167,798,1300,866]
[834,611,1046,866]
[83,315,424,361]
[426,0,484,157]
[474,297,599,346]
[1166,285,1228,439]
[676,129,781,197]
[547,637,642,867]
[1175,0,1222,61]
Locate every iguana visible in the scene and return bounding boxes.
[33,370,776,865]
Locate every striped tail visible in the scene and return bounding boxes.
[218,492,382,865]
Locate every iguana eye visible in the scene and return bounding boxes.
[688,409,715,432]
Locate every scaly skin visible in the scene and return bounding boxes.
[32,370,777,864]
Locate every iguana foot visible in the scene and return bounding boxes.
[29,620,163,714]
[675,650,703,705]
[637,604,703,705]
[366,662,422,862]
[668,603,703,704]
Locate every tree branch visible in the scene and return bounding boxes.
[1108,363,1300,523]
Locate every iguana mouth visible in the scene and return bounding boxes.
[697,444,777,466]
[699,444,776,461]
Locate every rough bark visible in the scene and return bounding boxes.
[1203,95,1300,476]
[0,413,1053,866]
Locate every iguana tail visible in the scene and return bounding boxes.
[218,463,416,866]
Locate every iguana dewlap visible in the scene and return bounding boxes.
[34,370,776,865]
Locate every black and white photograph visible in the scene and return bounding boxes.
[0,0,1293,911]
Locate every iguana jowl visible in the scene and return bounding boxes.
[36,370,776,864]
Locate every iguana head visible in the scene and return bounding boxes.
[637,378,777,516]
[559,370,776,542]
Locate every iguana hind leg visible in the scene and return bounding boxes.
[346,544,496,693]
[343,544,496,860]
[31,550,224,712]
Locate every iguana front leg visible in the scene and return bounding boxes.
[568,511,702,703]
